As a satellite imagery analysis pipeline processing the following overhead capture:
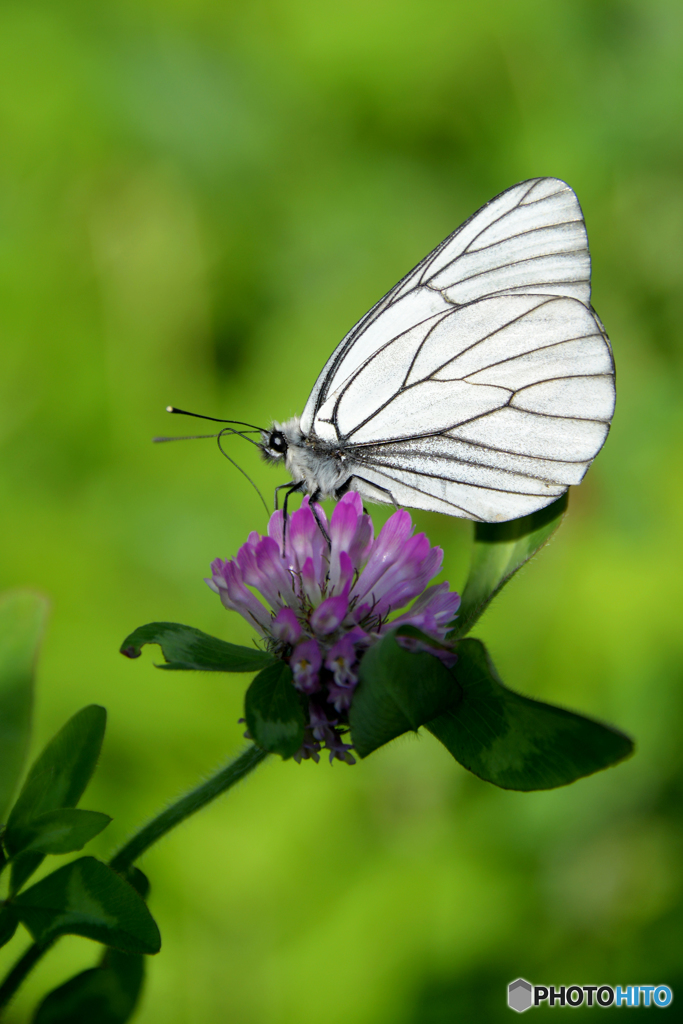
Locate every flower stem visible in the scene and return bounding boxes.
[109,743,269,873]
[0,744,269,1013]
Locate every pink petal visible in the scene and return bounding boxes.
[329,497,374,587]
[291,639,323,693]
[310,590,349,635]
[267,509,285,554]
[352,509,414,601]
[301,556,323,606]
[370,540,444,615]
[330,497,361,557]
[298,499,328,584]
[397,583,461,630]
[347,513,374,570]
[339,491,363,516]
[329,550,354,597]
[254,536,298,608]
[308,498,329,533]
[288,502,319,571]
[327,683,356,712]
[272,607,302,644]
[235,540,282,610]
[293,637,322,671]
[216,560,271,632]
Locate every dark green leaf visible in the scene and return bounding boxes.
[8,853,44,898]
[6,705,106,893]
[32,949,144,1024]
[349,632,460,758]
[7,706,106,829]
[0,904,18,948]
[451,494,568,639]
[0,591,48,821]
[27,864,153,1023]
[427,638,634,790]
[14,857,161,954]
[244,661,305,758]
[120,621,275,672]
[393,624,455,653]
[6,809,111,857]
[122,867,150,901]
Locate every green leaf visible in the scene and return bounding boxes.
[5,705,107,893]
[6,809,111,857]
[0,904,18,948]
[0,591,48,822]
[122,867,149,901]
[349,631,460,758]
[32,949,144,1024]
[7,705,107,829]
[451,493,568,639]
[13,856,161,954]
[427,639,634,790]
[393,623,455,654]
[120,621,275,672]
[8,854,43,898]
[244,661,305,758]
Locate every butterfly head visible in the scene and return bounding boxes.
[260,417,304,465]
[264,429,287,460]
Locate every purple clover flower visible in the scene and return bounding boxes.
[206,494,460,764]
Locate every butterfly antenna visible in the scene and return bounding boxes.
[166,406,265,432]
[154,420,269,516]
[154,432,222,442]
[216,428,270,516]
[154,430,262,446]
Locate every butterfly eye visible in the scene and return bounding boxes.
[269,431,288,455]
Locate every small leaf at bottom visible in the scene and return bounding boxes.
[244,661,305,758]
[5,705,107,893]
[32,949,144,1024]
[350,632,460,758]
[427,638,634,790]
[6,705,106,834]
[14,856,160,953]
[7,809,112,857]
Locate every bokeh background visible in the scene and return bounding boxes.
[1,0,683,1019]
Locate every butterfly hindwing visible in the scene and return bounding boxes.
[336,299,613,521]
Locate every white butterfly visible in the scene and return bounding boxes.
[261,177,614,523]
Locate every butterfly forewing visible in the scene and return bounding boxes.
[297,177,614,522]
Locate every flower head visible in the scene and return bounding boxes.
[207,494,460,764]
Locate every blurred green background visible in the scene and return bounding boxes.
[1,0,683,1019]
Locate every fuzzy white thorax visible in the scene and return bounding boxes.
[264,416,351,499]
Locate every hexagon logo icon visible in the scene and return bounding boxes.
[508,978,533,1012]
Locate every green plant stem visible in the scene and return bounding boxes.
[0,744,269,1014]
[109,743,269,872]
[0,939,54,1012]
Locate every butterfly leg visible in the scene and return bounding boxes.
[335,475,399,511]
[280,481,304,553]
[308,488,332,545]
[274,482,295,511]
[281,481,303,519]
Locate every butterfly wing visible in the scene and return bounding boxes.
[300,178,615,522]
